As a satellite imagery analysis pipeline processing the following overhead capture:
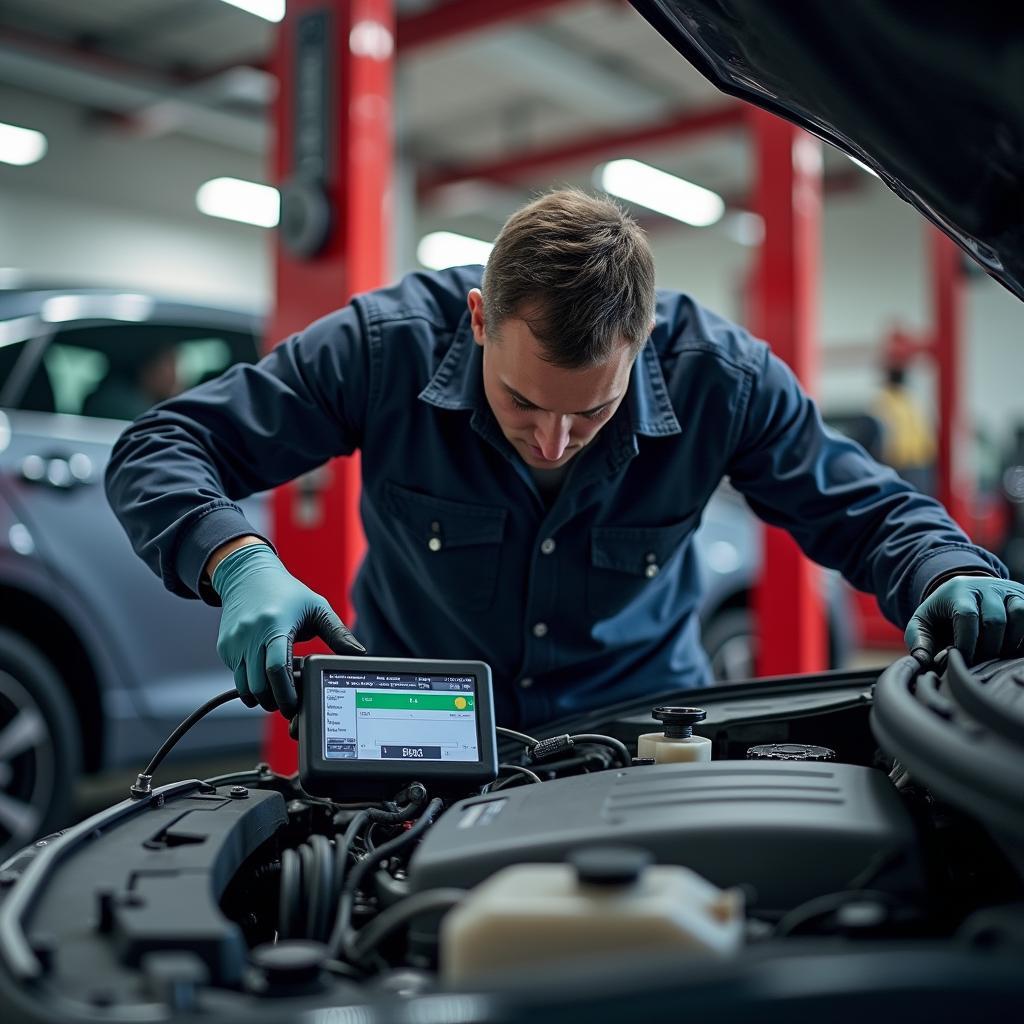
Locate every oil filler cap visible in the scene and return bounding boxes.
[746,743,836,762]
[569,846,652,887]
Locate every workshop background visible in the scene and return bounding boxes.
[1,1,1023,833]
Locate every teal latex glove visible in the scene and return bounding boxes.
[212,543,365,716]
[905,575,1024,666]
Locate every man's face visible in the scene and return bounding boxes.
[468,289,637,469]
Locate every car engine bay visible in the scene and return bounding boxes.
[0,651,1021,1023]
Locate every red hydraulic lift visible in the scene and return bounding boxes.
[930,228,969,527]
[264,0,394,771]
[748,108,828,675]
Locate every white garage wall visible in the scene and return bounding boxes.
[2,84,1022,446]
[0,86,269,309]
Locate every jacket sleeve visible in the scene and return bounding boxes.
[726,341,1006,627]
[104,305,371,604]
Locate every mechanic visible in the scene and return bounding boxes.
[105,189,1024,729]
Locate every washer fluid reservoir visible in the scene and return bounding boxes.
[440,846,743,983]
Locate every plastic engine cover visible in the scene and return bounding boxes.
[409,761,924,914]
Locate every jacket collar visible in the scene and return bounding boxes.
[418,313,681,439]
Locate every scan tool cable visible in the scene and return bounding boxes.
[129,689,240,799]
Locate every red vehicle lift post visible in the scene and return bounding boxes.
[748,108,828,675]
[264,0,394,771]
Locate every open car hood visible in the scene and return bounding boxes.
[631,0,1024,300]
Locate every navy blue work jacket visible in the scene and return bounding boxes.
[106,267,1004,728]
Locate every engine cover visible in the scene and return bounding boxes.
[409,760,924,914]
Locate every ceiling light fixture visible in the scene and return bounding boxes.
[196,177,280,228]
[0,122,47,166]
[598,158,725,227]
[40,294,154,324]
[417,231,494,270]
[218,0,286,22]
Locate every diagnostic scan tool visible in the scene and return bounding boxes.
[298,655,498,798]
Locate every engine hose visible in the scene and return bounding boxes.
[308,834,335,942]
[278,847,301,940]
[348,888,466,966]
[278,832,351,942]
[297,844,315,937]
[327,797,445,962]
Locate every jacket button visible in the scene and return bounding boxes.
[519,677,534,689]
[540,538,556,555]
[428,537,442,552]
[645,563,659,578]
[532,622,548,638]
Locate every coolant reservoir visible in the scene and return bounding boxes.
[637,706,712,763]
[441,846,743,983]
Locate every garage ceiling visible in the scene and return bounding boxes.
[0,0,862,226]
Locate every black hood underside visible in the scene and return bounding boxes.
[631,0,1024,300]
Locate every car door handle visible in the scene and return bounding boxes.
[20,453,96,490]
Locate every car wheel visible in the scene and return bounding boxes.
[702,608,756,682]
[0,629,81,862]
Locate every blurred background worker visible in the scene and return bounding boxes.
[872,363,935,494]
[83,342,181,422]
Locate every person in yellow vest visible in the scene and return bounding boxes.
[873,364,935,494]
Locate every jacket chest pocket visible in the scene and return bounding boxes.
[588,514,699,620]
[384,482,508,612]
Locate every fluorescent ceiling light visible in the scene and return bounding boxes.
[218,0,285,22]
[417,232,494,270]
[0,122,47,166]
[196,177,280,228]
[598,158,725,228]
[41,294,154,324]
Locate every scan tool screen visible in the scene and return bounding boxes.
[321,669,480,763]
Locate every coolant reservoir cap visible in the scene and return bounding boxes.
[652,706,707,738]
[746,743,836,762]
[569,846,652,887]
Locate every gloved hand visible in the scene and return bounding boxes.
[212,543,365,716]
[905,575,1024,666]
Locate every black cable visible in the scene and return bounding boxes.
[569,733,631,768]
[131,689,239,797]
[492,763,542,789]
[349,888,465,965]
[496,725,540,747]
[328,797,445,961]
[364,822,378,852]
[774,889,898,937]
[366,790,427,825]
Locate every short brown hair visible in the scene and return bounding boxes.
[481,189,655,368]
